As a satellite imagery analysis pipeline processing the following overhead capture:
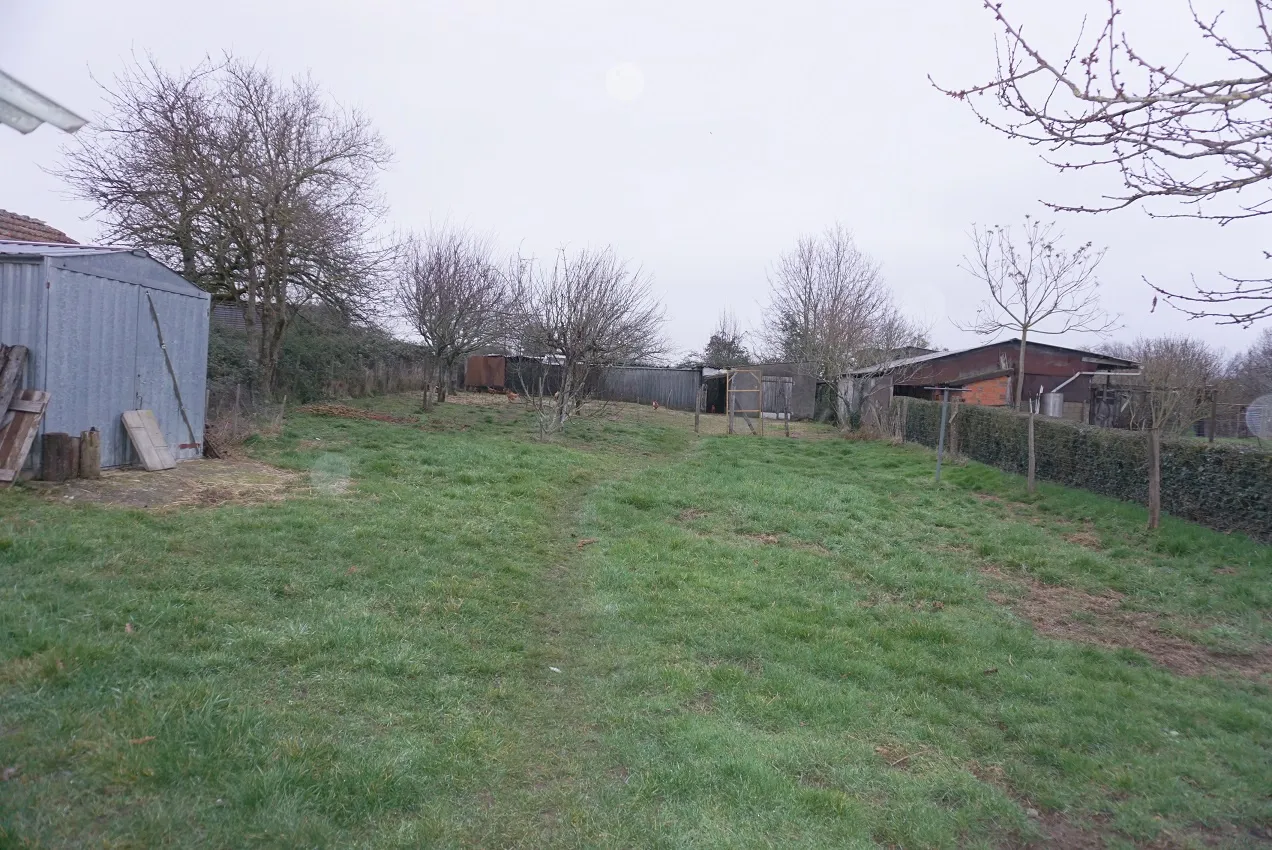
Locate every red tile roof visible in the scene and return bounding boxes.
[0,210,77,244]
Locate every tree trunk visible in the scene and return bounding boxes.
[1146,427,1162,529]
[435,360,447,403]
[421,356,434,411]
[42,433,78,482]
[1026,407,1037,493]
[1015,332,1028,409]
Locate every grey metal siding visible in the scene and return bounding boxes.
[595,366,701,410]
[135,286,208,461]
[43,267,142,468]
[0,258,48,389]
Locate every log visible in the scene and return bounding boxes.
[0,344,27,420]
[79,429,101,479]
[42,432,78,482]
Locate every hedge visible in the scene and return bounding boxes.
[898,397,1272,542]
[209,318,428,405]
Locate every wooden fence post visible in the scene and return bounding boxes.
[694,384,701,435]
[79,429,101,479]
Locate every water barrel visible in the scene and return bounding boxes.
[1040,392,1065,418]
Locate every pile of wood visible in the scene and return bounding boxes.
[40,429,102,482]
[1,343,103,485]
[0,344,51,486]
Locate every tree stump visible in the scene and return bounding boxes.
[79,429,101,479]
[42,432,79,482]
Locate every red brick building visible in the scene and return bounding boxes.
[840,339,1139,424]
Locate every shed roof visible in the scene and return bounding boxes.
[0,210,78,244]
[0,240,127,258]
[0,240,208,299]
[843,339,1139,378]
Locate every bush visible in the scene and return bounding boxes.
[898,397,1272,541]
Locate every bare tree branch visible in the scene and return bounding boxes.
[934,0,1272,325]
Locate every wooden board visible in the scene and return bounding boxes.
[0,389,50,484]
[0,345,27,425]
[122,409,176,471]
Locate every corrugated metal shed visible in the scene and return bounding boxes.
[0,242,209,473]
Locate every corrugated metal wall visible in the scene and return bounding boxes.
[42,269,142,467]
[0,259,47,389]
[595,366,701,410]
[0,251,209,472]
[135,285,208,462]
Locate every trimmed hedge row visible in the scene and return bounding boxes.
[899,397,1272,541]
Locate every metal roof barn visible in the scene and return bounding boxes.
[0,241,209,474]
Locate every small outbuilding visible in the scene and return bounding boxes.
[839,339,1140,426]
[0,240,210,474]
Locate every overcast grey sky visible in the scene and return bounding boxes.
[1,0,1265,359]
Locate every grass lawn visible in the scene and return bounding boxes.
[2,396,1270,848]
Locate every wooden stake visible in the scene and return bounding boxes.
[1208,390,1218,443]
[79,429,101,479]
[694,382,701,435]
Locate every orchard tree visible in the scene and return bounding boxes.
[509,246,667,436]
[393,227,508,409]
[958,218,1117,408]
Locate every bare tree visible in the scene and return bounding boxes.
[1109,336,1224,528]
[394,228,507,409]
[935,0,1272,325]
[58,55,392,394]
[959,218,1117,408]
[1229,327,1272,401]
[508,247,667,436]
[762,224,926,386]
[682,310,752,368]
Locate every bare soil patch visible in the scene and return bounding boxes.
[27,459,301,510]
[983,567,1272,679]
[297,403,417,424]
[1064,524,1103,550]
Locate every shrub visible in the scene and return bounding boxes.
[897,397,1272,541]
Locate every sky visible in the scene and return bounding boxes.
[1,0,1266,362]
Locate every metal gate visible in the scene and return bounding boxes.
[727,369,763,435]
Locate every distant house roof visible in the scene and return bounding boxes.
[844,339,1138,378]
[0,210,78,244]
